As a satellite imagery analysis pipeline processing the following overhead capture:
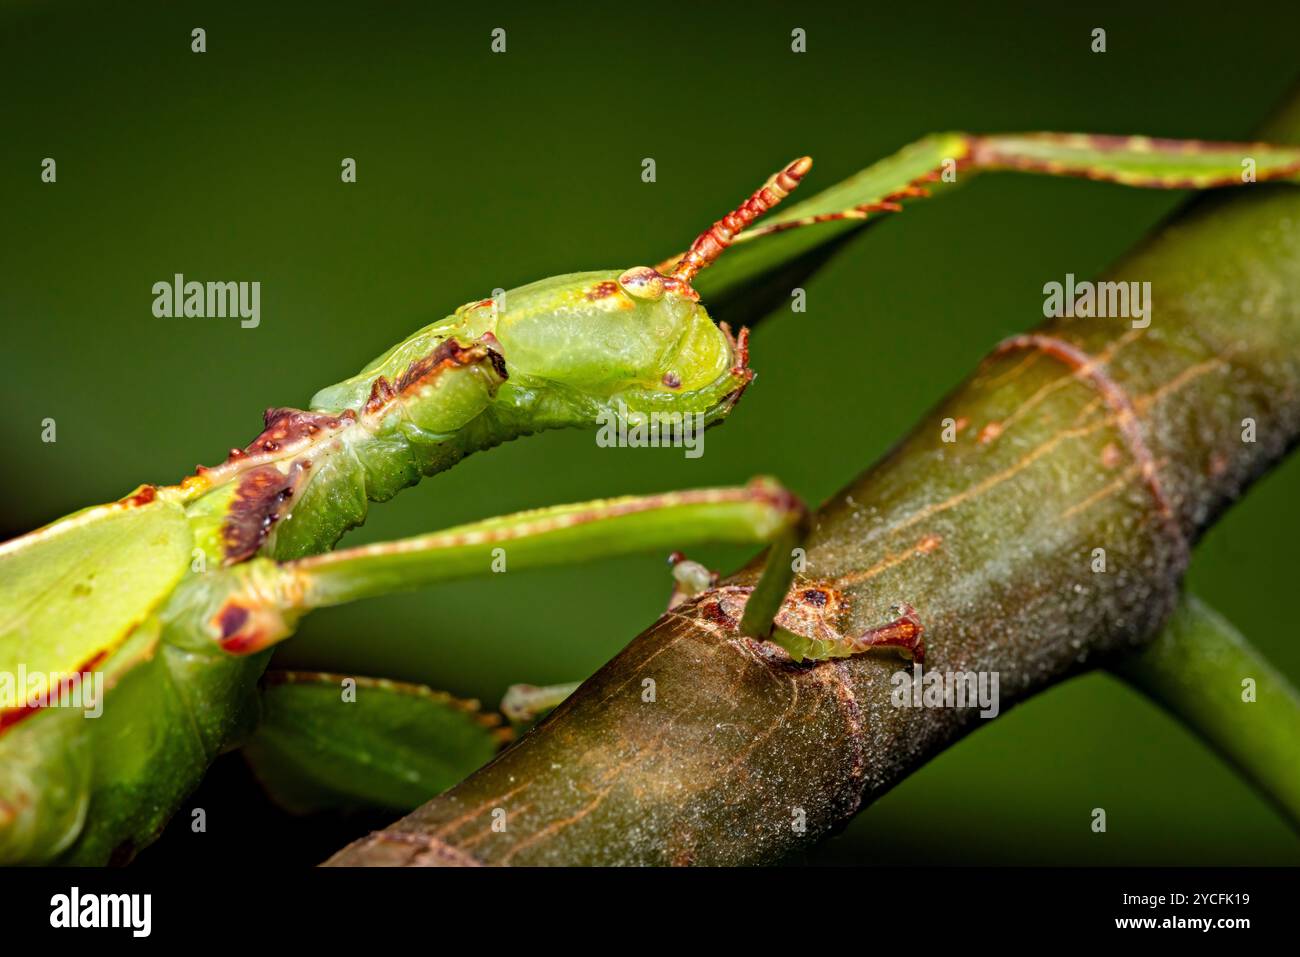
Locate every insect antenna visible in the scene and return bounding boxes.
[666,156,812,285]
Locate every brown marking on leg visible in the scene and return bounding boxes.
[970,133,1300,187]
[732,156,970,244]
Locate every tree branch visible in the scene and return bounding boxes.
[1111,594,1300,828]
[326,93,1300,866]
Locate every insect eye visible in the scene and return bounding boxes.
[617,266,666,301]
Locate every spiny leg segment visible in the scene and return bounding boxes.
[701,132,1300,262]
[207,478,808,655]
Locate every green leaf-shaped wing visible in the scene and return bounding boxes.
[0,492,192,702]
[243,671,509,813]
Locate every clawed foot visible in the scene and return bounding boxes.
[666,551,719,610]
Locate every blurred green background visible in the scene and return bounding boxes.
[3,0,1298,865]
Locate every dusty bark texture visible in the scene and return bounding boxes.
[326,99,1300,866]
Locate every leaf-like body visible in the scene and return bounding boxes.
[0,494,192,709]
[243,672,507,813]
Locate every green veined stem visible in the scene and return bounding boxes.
[1111,593,1300,829]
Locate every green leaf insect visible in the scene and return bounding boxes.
[0,157,816,864]
[3,133,1299,865]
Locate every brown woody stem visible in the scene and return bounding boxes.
[326,92,1300,866]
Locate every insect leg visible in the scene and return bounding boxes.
[846,603,926,664]
[209,478,807,655]
[692,132,1300,303]
[966,132,1300,188]
[666,552,718,609]
[499,682,582,724]
[736,133,1300,244]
